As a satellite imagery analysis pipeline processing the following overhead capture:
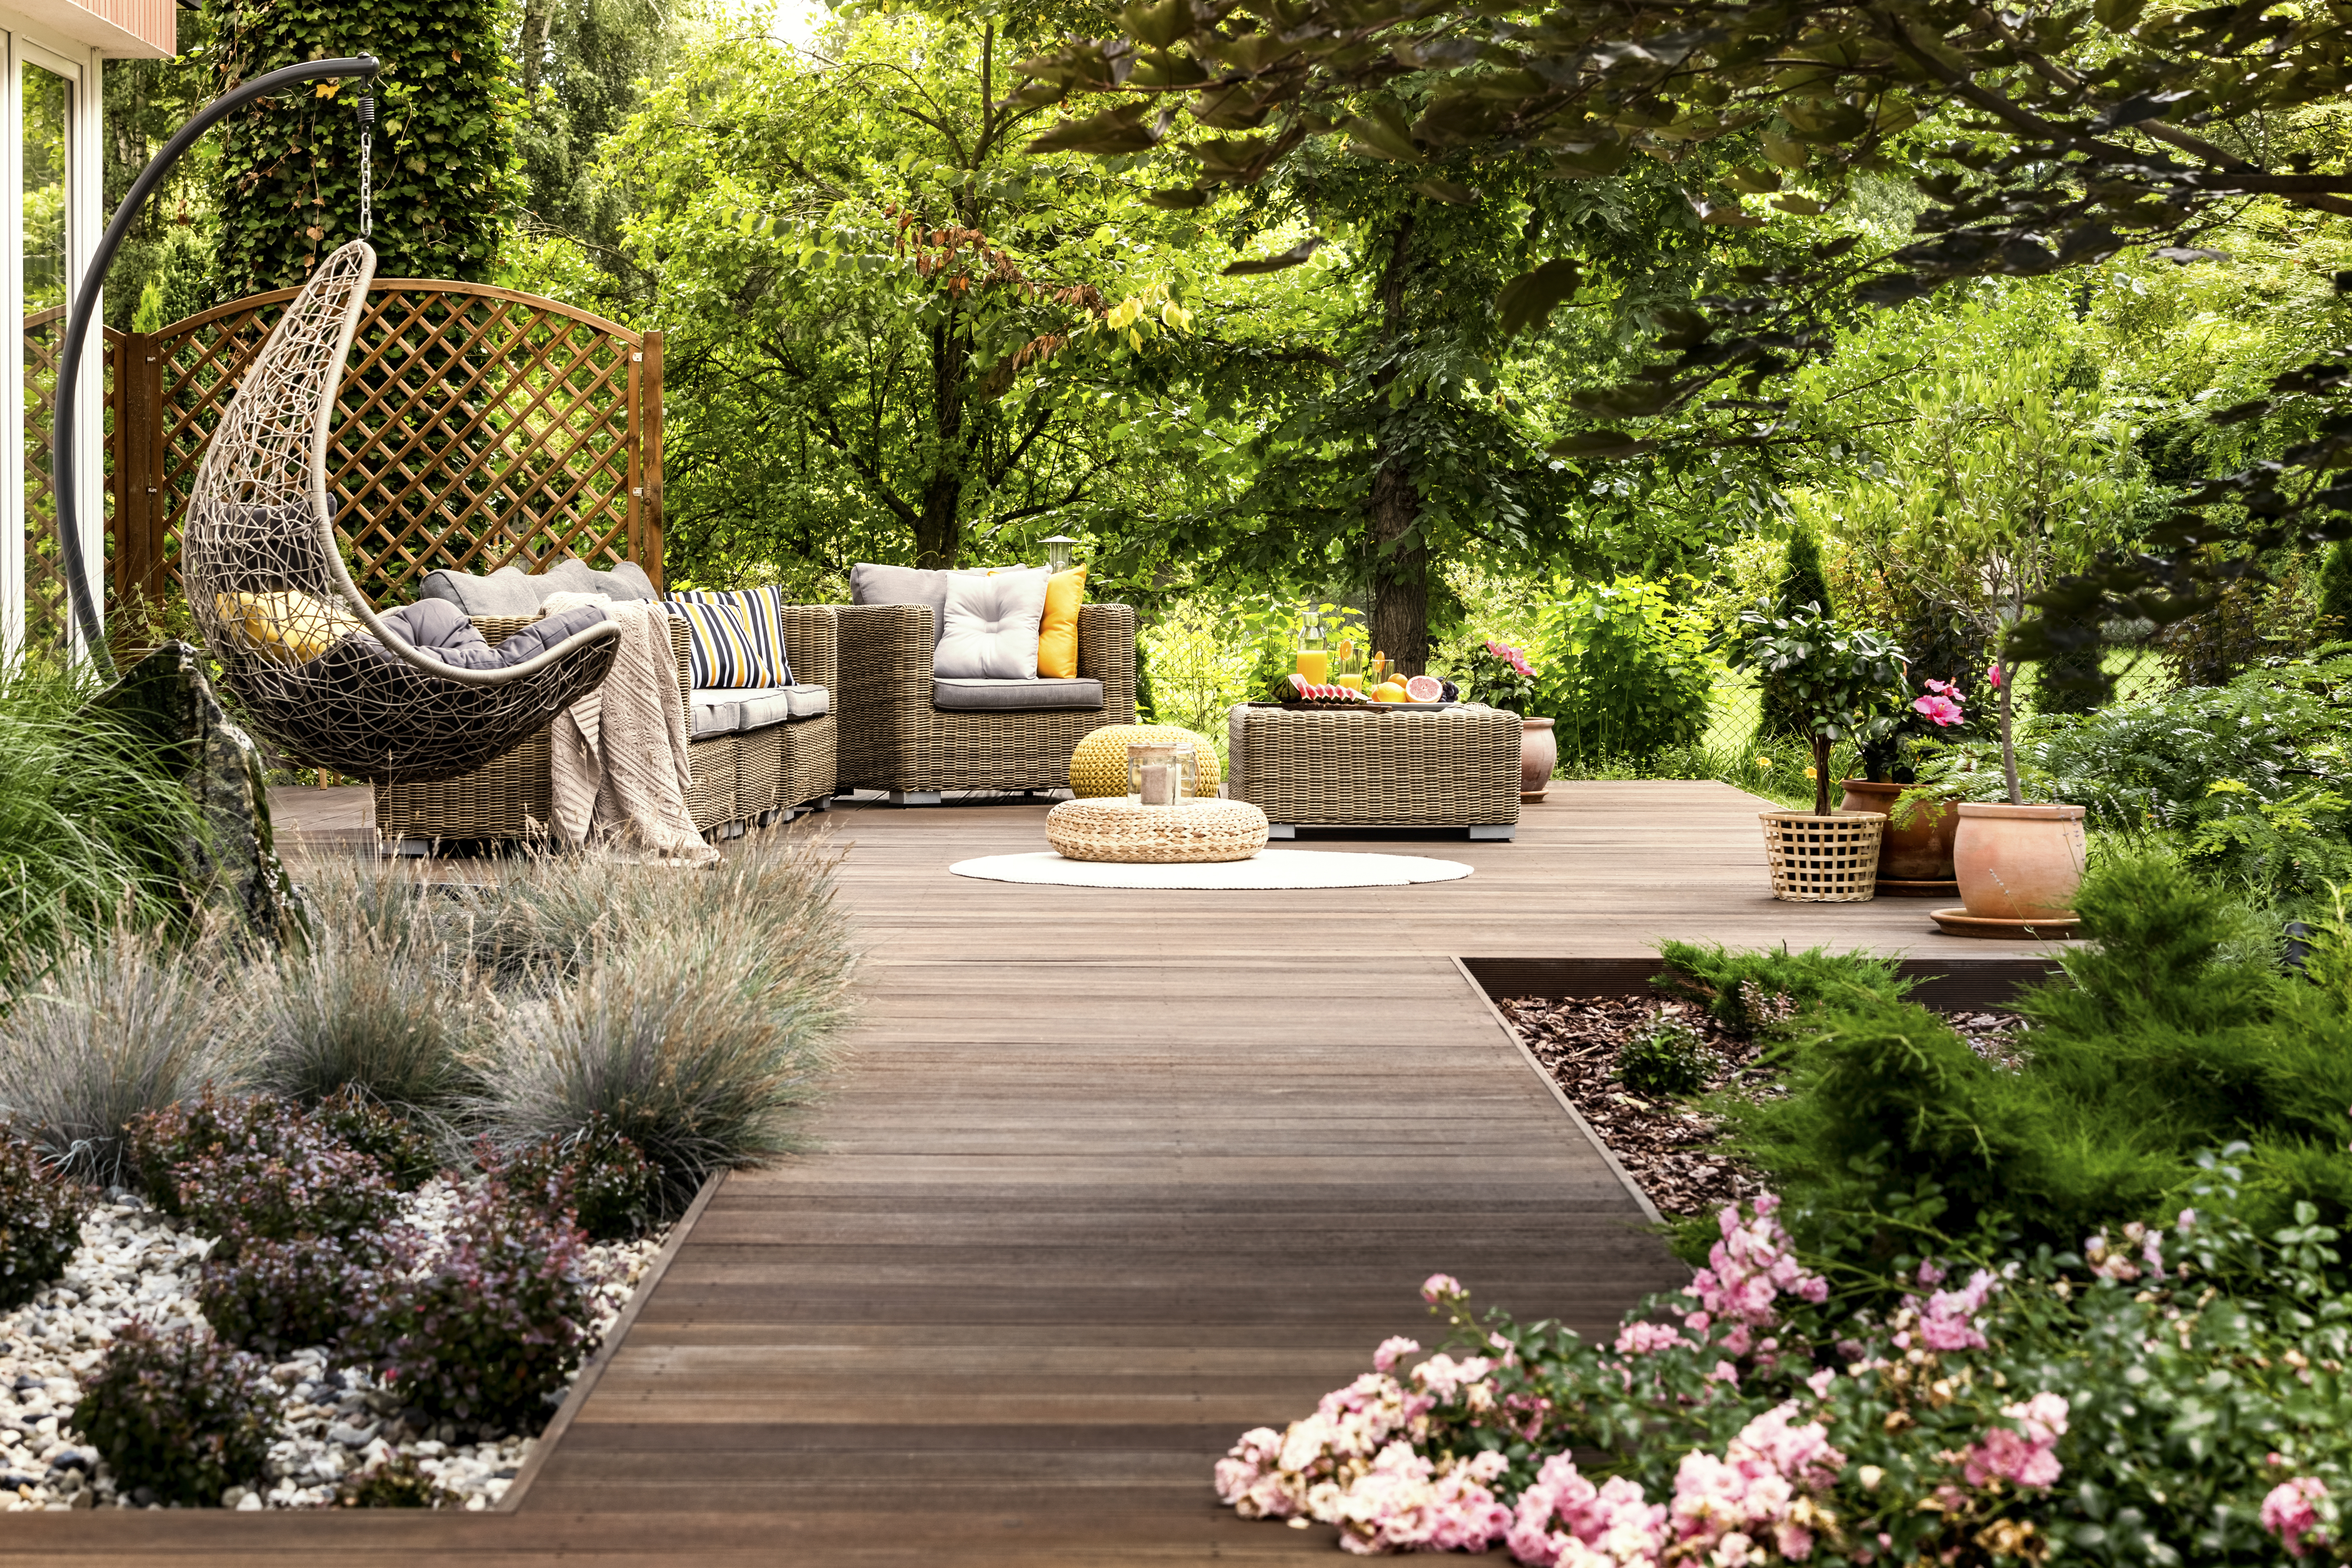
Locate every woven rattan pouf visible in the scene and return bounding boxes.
[1068,723,1224,799]
[1045,798,1270,864]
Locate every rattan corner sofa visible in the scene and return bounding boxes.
[833,601,1136,801]
[374,605,838,850]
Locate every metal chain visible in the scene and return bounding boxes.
[357,89,374,239]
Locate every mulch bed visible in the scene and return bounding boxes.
[1497,994,2025,1221]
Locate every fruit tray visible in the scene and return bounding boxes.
[1250,700,1461,713]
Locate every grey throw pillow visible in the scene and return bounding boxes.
[416,564,541,618]
[849,562,952,644]
[934,568,1049,680]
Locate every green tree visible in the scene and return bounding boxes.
[511,0,668,282]
[103,14,220,329]
[1754,525,1833,739]
[2319,543,2352,643]
[610,14,1203,579]
[209,0,518,293]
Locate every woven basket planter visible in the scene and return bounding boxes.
[1760,810,1886,902]
[1046,798,1269,864]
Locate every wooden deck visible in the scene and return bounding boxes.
[5,782,2051,1564]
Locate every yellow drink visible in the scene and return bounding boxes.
[1297,649,1329,682]
[1336,673,1365,691]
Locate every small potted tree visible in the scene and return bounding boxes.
[1733,602,1909,901]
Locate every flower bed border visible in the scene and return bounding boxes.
[493,1169,728,1514]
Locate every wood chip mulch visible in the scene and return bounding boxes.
[1497,995,2028,1220]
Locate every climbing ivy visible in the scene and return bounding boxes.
[208,0,519,294]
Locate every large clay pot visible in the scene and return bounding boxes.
[1839,779,1958,881]
[1952,803,2087,920]
[1520,718,1557,802]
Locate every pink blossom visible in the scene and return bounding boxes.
[1324,1442,1514,1555]
[1485,639,1536,677]
[1668,1402,1843,1562]
[1614,1321,1693,1357]
[1411,1354,1494,1403]
[1986,662,2004,689]
[2263,1476,2331,1559]
[1682,1198,1831,1341]
[1372,1336,1421,1374]
[1912,692,1964,726]
[1507,1453,1667,1568]
[1962,1393,2068,1490]
[1422,1273,1465,1304]
[1805,1368,1837,1399]
[1912,1269,1999,1352]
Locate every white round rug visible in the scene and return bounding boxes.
[949,849,1475,890]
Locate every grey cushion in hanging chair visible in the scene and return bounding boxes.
[177,240,623,786]
[370,600,611,672]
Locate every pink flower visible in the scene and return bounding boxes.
[1421,1273,1465,1305]
[1614,1320,1693,1357]
[1507,1453,1667,1568]
[1372,1336,1420,1374]
[1912,1269,1999,1352]
[1962,1393,2068,1490]
[2263,1476,2331,1559]
[1985,662,2004,689]
[1912,692,1963,726]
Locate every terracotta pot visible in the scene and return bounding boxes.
[1952,803,2087,920]
[1838,780,1958,881]
[1519,718,1557,802]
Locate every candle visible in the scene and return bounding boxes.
[1140,762,1175,805]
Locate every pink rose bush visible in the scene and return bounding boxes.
[1218,1189,2352,1562]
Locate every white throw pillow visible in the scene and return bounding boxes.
[934,568,1050,680]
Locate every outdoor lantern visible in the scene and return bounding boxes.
[1041,534,1078,573]
[1126,741,1198,807]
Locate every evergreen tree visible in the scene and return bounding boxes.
[1757,528,1834,740]
[2319,542,2352,644]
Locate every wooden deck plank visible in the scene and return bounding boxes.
[3,781,2046,1564]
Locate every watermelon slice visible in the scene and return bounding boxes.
[1404,675,1443,702]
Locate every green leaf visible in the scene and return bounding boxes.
[1412,177,1479,205]
[1495,257,1584,337]
[1142,186,1211,210]
[1344,102,1424,164]
[1549,430,1658,459]
[1223,236,1321,275]
[1026,102,1161,156]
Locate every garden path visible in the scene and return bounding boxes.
[7,781,2056,1564]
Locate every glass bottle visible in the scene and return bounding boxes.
[1296,610,1328,684]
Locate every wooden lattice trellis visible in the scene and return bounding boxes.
[109,280,662,616]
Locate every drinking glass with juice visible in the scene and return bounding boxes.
[1296,612,1328,683]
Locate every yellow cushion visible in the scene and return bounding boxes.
[214,591,364,665]
[1068,723,1223,800]
[1037,566,1086,679]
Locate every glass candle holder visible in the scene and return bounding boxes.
[1127,741,1198,806]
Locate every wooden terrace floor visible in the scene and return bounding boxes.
[4,781,2048,1565]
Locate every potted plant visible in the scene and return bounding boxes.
[1840,676,1968,893]
[1461,639,1554,801]
[1732,603,1909,900]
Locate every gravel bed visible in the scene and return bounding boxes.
[1499,993,2026,1219]
[0,1181,664,1512]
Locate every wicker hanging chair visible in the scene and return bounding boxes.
[180,239,621,786]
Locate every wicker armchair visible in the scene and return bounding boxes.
[374,606,839,848]
[834,602,1136,800]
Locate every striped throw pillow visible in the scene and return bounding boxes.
[666,586,793,688]
[665,596,777,689]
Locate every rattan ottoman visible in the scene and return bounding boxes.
[1225,703,1521,840]
[1045,798,1271,863]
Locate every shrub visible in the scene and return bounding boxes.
[1615,1018,1714,1099]
[0,914,254,1185]
[314,1085,440,1190]
[490,1113,655,1241]
[338,1452,454,1508]
[79,1319,281,1506]
[1654,941,1909,1036]
[1530,577,1714,766]
[468,841,853,1213]
[0,1126,89,1311]
[258,859,482,1111]
[370,1182,591,1430]
[130,1090,398,1241]
[195,1229,401,1359]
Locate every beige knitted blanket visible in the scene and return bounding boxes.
[542,593,716,864]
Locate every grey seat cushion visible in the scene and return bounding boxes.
[690,684,831,735]
[418,558,659,618]
[935,569,1049,680]
[369,599,610,671]
[932,676,1103,712]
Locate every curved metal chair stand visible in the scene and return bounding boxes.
[180,239,620,785]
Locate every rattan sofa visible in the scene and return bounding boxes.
[375,605,838,849]
[833,602,1136,800]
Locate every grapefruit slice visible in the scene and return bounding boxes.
[1404,675,1443,702]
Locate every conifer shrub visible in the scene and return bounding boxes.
[0,1127,88,1311]
[1654,941,1910,1036]
[79,1320,281,1506]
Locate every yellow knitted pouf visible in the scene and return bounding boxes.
[1068,723,1223,800]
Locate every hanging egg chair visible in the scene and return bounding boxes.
[178,238,620,784]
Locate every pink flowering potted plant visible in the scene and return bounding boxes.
[1838,676,1968,894]
[1461,638,1554,801]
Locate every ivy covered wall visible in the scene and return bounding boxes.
[208,0,518,293]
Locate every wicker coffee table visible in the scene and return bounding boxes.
[1045,798,1272,863]
[1226,703,1521,840]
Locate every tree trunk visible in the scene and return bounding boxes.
[916,313,969,569]
[1369,462,1429,675]
[1366,214,1430,675]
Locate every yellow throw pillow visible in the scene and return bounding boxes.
[1036,565,1087,679]
[214,591,365,665]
